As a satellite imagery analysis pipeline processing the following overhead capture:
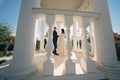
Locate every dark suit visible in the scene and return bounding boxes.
[53,30,58,54]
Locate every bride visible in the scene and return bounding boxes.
[58,29,66,56]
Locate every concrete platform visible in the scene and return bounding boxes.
[0,71,107,80]
[0,53,108,80]
[30,72,107,80]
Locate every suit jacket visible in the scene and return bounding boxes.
[53,30,58,42]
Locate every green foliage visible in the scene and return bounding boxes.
[119,61,120,64]
[45,32,48,38]
[36,39,40,51]
[115,44,120,61]
[0,51,13,57]
[0,21,13,42]
[0,60,6,64]
[0,21,13,55]
[87,37,90,43]
[71,39,73,46]
[0,52,4,57]
[5,51,13,56]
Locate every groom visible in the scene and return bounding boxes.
[52,27,59,55]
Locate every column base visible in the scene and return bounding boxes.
[35,54,47,73]
[51,55,67,76]
[81,58,96,73]
[107,72,120,80]
[103,64,120,80]
[66,58,75,75]
[42,58,53,76]
[72,48,81,53]
[39,49,46,53]
[3,64,36,80]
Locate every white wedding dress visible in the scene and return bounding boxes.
[58,34,66,56]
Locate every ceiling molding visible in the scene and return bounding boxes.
[40,0,83,10]
[79,0,89,11]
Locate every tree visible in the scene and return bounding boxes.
[0,21,13,55]
[114,33,120,61]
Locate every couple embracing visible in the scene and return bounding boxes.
[52,27,66,56]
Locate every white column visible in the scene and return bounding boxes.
[80,17,96,73]
[65,15,75,75]
[89,22,96,59]
[55,15,64,35]
[4,0,40,79]
[42,14,55,75]
[72,22,78,51]
[56,22,61,35]
[90,0,118,65]
[39,20,45,52]
[81,26,89,59]
[35,17,39,46]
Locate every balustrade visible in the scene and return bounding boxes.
[39,18,45,52]
[4,0,119,80]
[42,14,55,75]
[33,8,101,75]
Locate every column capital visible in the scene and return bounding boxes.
[46,14,55,27]
[81,25,87,29]
[73,16,81,22]
[56,21,62,26]
[56,22,62,35]
[35,14,40,19]
[65,15,73,27]
[39,14,46,21]
[55,15,64,23]
[79,16,90,28]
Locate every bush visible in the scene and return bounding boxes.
[0,51,13,57]
[0,43,14,51]
[8,44,14,51]
[36,40,40,51]
[115,44,120,61]
[0,52,4,57]
[0,44,6,51]
[0,60,6,64]
[5,51,13,56]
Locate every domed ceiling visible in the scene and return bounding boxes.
[41,0,83,10]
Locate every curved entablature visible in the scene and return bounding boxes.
[41,0,83,10]
[32,8,101,19]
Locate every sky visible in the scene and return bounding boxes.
[0,0,120,35]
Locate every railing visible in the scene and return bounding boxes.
[32,8,100,76]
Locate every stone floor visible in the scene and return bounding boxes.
[0,72,107,80]
[29,72,107,80]
[0,53,108,80]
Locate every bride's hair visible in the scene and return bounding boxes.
[61,29,65,34]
